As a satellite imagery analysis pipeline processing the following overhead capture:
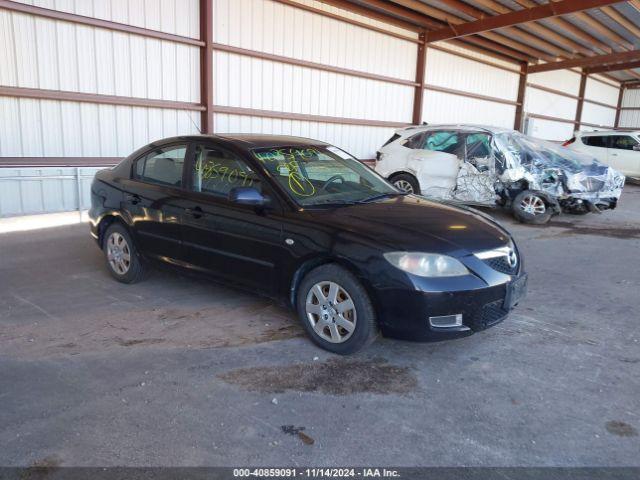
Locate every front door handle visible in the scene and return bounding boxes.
[186,206,203,219]
[125,193,141,205]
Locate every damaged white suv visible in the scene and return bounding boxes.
[375,125,625,224]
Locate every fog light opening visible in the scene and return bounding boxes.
[429,314,463,328]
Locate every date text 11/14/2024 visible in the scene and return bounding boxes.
[233,468,401,477]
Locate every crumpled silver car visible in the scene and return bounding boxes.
[375,125,625,224]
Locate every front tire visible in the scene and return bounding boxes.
[512,190,553,224]
[390,173,420,195]
[103,223,147,283]
[296,264,377,355]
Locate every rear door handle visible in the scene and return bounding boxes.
[186,206,203,219]
[125,193,141,205]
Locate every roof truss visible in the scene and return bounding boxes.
[426,0,625,42]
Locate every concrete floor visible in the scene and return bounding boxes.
[1,186,639,468]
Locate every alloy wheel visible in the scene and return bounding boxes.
[520,194,546,215]
[305,281,357,343]
[394,180,414,194]
[107,232,131,275]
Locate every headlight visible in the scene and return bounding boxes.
[383,252,469,277]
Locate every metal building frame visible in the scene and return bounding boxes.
[1,0,639,167]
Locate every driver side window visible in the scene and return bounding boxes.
[191,145,262,198]
[465,133,493,173]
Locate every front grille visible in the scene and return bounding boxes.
[580,177,605,192]
[465,299,510,331]
[483,256,518,275]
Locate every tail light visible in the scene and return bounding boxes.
[562,137,576,147]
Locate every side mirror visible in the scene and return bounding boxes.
[633,145,640,151]
[228,187,267,206]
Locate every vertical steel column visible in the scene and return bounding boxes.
[513,62,528,132]
[75,167,83,219]
[412,31,427,125]
[200,0,214,134]
[574,70,587,132]
[614,83,624,129]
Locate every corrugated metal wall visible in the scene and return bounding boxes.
[581,77,618,131]
[0,0,625,216]
[0,167,104,216]
[619,89,640,129]
[524,69,619,141]
[211,0,417,159]
[525,70,580,141]
[423,44,519,128]
[0,0,202,159]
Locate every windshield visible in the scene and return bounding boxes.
[252,145,399,206]
[494,132,599,173]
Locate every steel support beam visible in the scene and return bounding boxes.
[200,0,214,134]
[615,85,625,128]
[514,63,528,132]
[574,71,588,132]
[412,32,427,125]
[588,60,640,74]
[426,0,623,42]
[529,50,640,73]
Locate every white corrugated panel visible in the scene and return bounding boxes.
[293,0,418,39]
[619,110,640,129]
[581,102,616,129]
[10,0,200,38]
[622,88,640,108]
[425,47,520,102]
[433,42,519,72]
[525,118,574,142]
[584,78,619,107]
[422,90,516,128]
[214,113,396,159]
[1,11,201,102]
[214,51,413,122]
[0,167,105,216]
[528,70,581,96]
[213,0,417,81]
[525,87,577,121]
[0,97,201,157]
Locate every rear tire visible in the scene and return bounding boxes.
[296,264,377,355]
[103,223,147,283]
[390,173,420,195]
[512,190,553,225]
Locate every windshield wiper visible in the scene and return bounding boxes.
[356,192,406,204]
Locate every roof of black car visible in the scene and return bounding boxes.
[217,134,329,148]
[163,134,329,148]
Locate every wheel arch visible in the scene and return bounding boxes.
[288,255,380,314]
[96,212,133,248]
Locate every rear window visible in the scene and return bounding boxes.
[134,145,186,187]
[582,136,608,148]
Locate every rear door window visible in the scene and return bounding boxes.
[609,135,638,151]
[582,136,608,148]
[422,130,464,158]
[134,145,186,187]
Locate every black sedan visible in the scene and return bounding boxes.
[89,134,527,354]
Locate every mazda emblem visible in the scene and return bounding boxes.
[507,249,518,268]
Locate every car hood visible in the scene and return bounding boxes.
[308,195,511,256]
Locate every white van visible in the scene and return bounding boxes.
[564,131,640,181]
